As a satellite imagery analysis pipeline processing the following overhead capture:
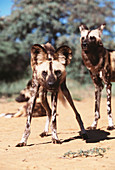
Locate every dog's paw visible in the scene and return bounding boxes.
[52,138,62,144]
[107,126,115,130]
[39,131,48,138]
[15,142,26,147]
[87,126,96,130]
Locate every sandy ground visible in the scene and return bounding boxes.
[0,96,115,170]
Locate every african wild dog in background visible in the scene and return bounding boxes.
[16,43,87,147]
[0,79,46,118]
[79,23,115,130]
[15,80,46,117]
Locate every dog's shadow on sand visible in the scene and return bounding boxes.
[62,129,115,143]
[27,129,115,146]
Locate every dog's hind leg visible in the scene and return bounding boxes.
[39,86,52,137]
[61,80,87,139]
[106,83,114,130]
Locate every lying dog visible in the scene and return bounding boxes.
[16,43,87,147]
[14,80,46,117]
[79,23,115,130]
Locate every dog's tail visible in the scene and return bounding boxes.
[58,88,66,106]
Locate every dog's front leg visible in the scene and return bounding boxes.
[89,74,104,130]
[16,80,39,147]
[61,80,87,139]
[90,86,102,129]
[39,86,52,137]
[106,83,114,130]
[51,92,61,144]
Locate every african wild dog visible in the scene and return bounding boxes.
[16,43,87,147]
[79,23,115,130]
[0,79,46,118]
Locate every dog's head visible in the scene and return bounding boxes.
[15,80,32,102]
[31,43,72,92]
[79,24,106,51]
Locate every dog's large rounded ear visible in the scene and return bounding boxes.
[98,23,106,32]
[55,46,72,66]
[31,44,47,67]
[79,24,89,32]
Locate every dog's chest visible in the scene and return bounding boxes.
[82,51,103,73]
[82,52,99,67]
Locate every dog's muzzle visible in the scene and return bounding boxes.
[15,94,29,102]
[82,40,88,50]
[46,75,59,92]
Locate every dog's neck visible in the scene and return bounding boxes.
[82,44,106,72]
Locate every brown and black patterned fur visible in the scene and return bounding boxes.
[15,80,32,103]
[79,24,115,130]
[14,80,46,118]
[16,43,87,147]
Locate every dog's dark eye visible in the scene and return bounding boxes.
[90,36,96,41]
[55,70,61,77]
[82,37,85,41]
[42,71,47,78]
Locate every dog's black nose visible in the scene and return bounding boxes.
[82,41,87,47]
[15,94,29,102]
[47,74,56,89]
[48,81,54,87]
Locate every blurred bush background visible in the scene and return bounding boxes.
[0,0,115,97]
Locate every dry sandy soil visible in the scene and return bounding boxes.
[0,96,115,170]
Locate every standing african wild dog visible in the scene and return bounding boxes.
[16,43,87,147]
[79,23,115,130]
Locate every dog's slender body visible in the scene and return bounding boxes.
[79,24,115,130]
[16,43,87,147]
